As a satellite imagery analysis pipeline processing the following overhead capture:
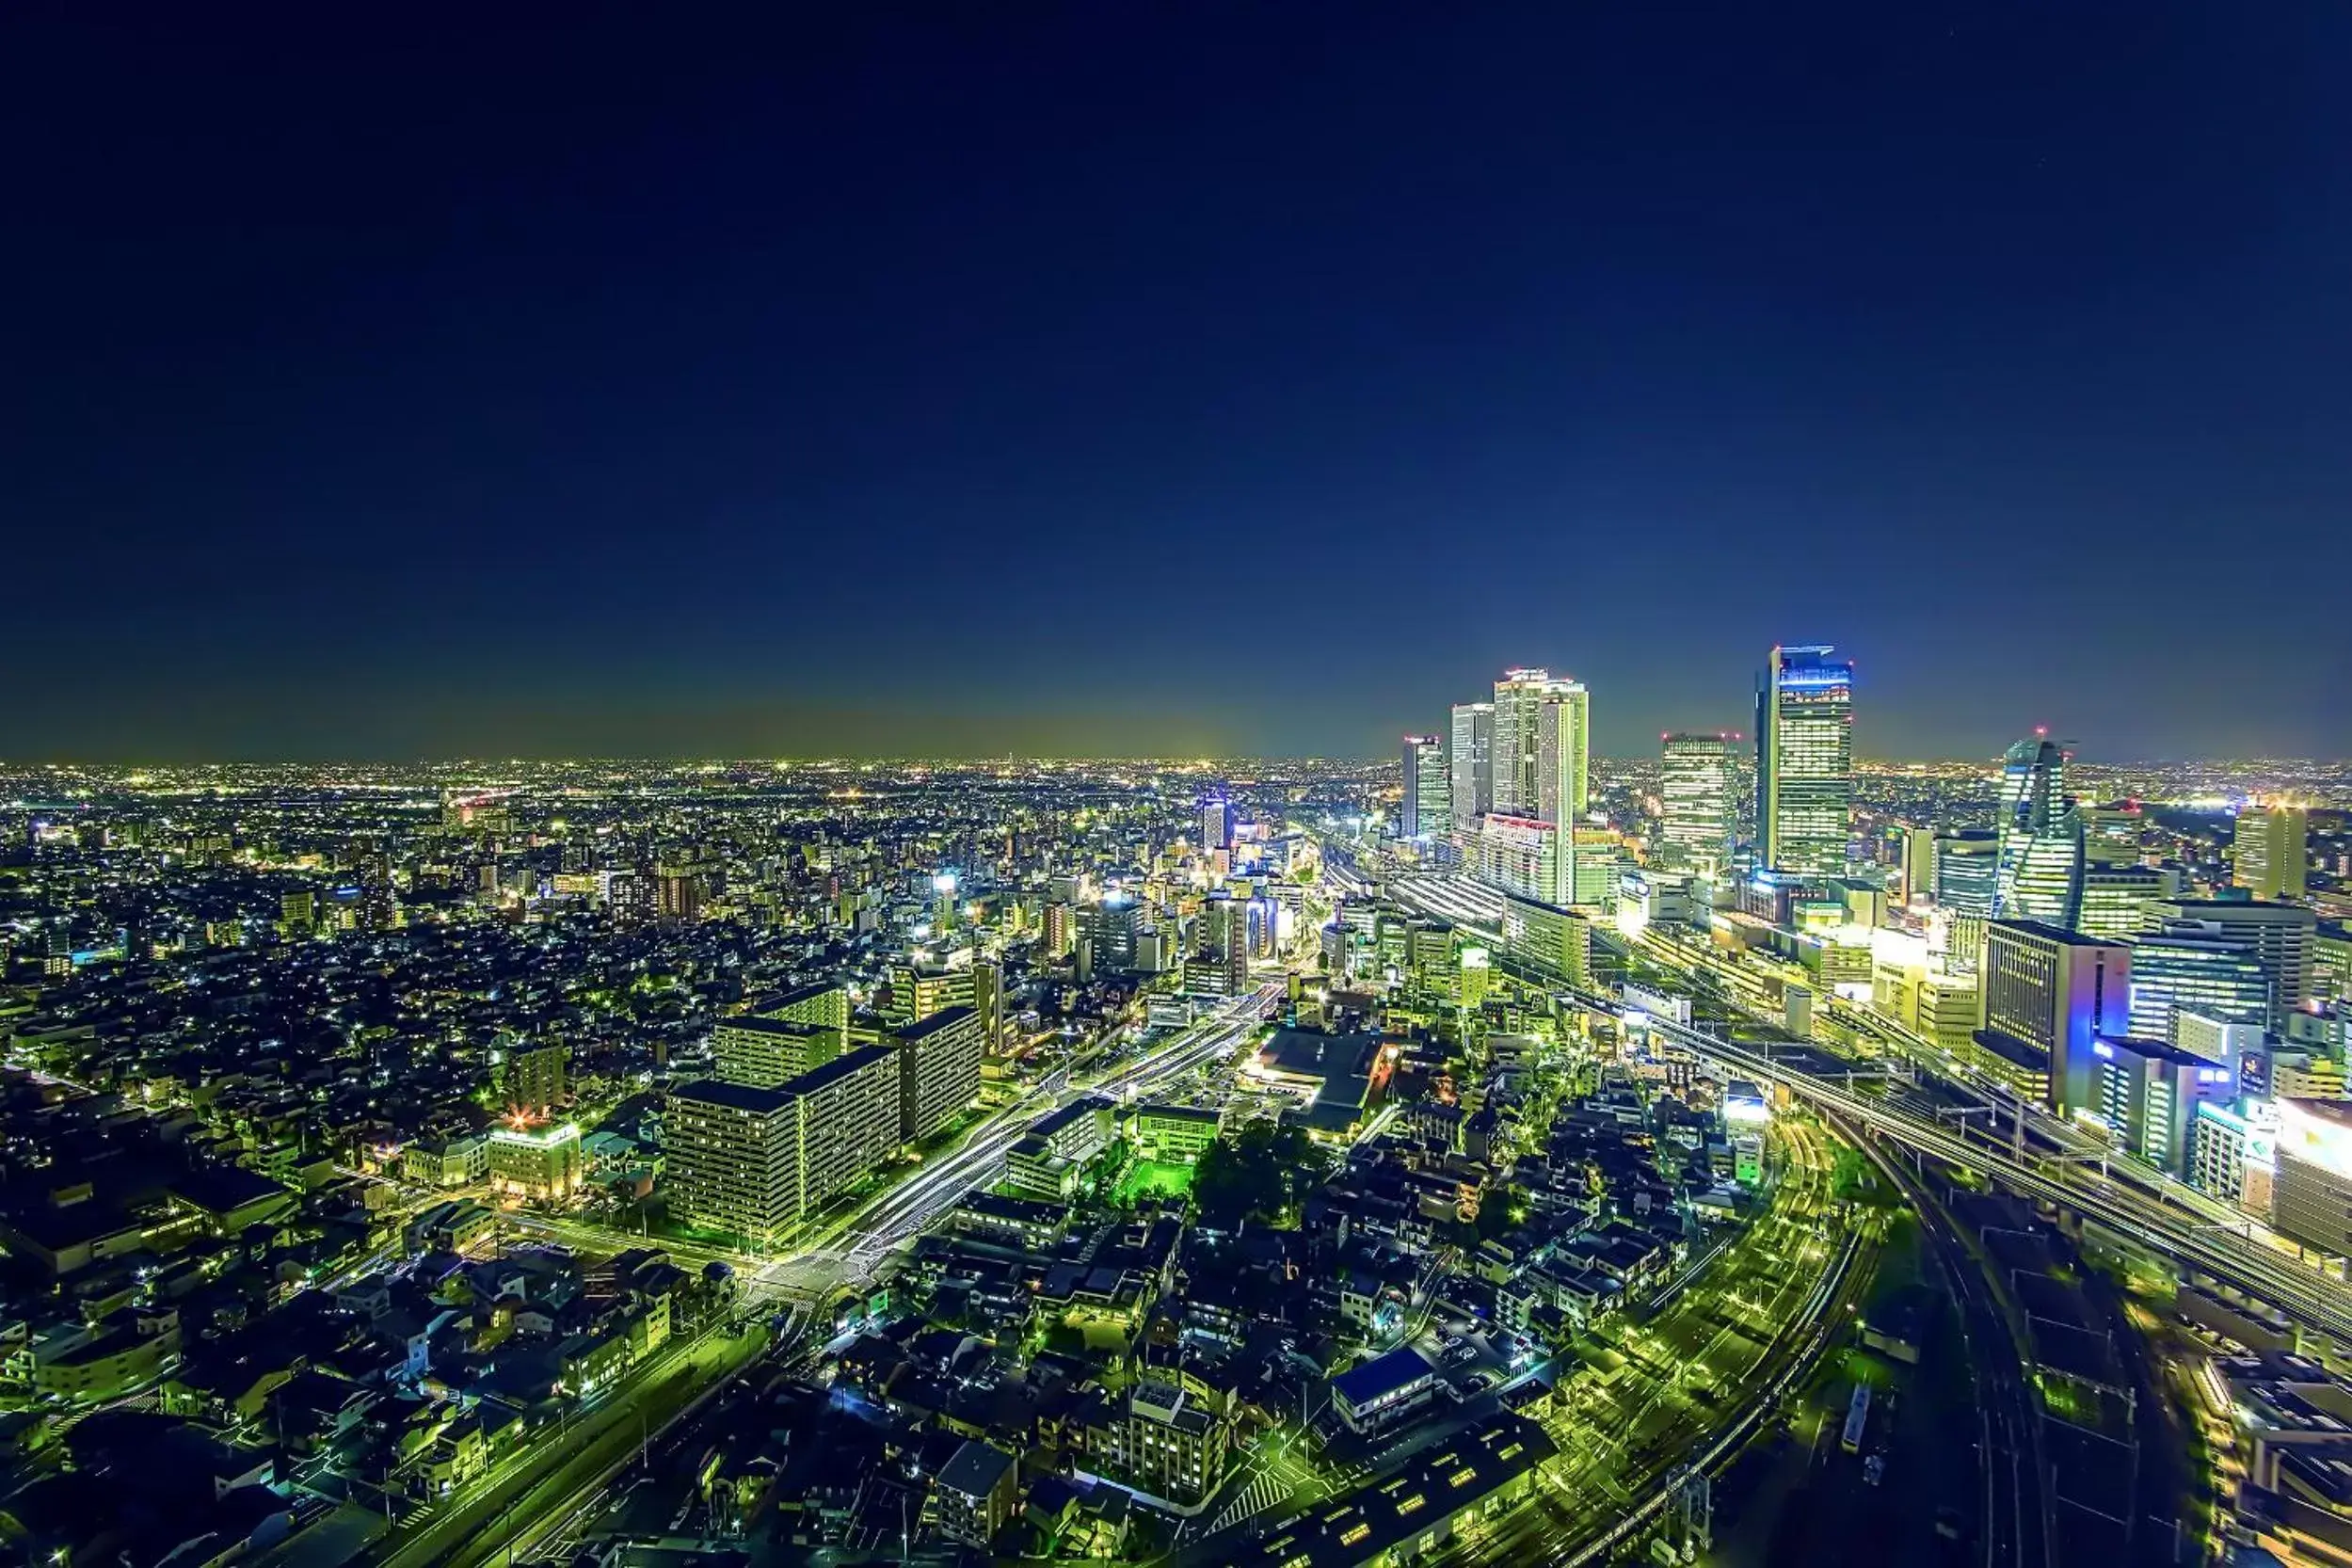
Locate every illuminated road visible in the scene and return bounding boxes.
[1320,838,2352,1347]
[763,978,1283,1293]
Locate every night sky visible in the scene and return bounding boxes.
[7,7,2348,761]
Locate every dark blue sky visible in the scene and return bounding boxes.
[6,6,2347,760]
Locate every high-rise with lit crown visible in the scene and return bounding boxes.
[2234,803,2309,901]
[1755,644,1853,878]
[1491,668,1583,818]
[1400,735,1448,839]
[1992,736,2085,929]
[1659,733,1737,879]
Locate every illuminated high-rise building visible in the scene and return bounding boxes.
[1448,702,1495,825]
[2077,864,2177,942]
[2150,898,2315,1028]
[1659,733,1737,879]
[2234,803,2309,901]
[1754,644,1853,878]
[1200,796,1233,852]
[2124,930,2271,1039]
[1992,737,2084,929]
[504,1042,568,1116]
[1932,828,1998,915]
[1400,735,1449,839]
[1491,668,1583,818]
[1977,919,2131,1115]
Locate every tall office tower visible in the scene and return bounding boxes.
[1448,702,1495,824]
[2234,803,2310,901]
[504,1043,568,1116]
[1193,895,1249,996]
[1892,824,1936,905]
[891,1005,984,1144]
[1534,685,1592,828]
[1992,737,2085,928]
[1400,735,1449,839]
[1977,920,2132,1115]
[1754,644,1854,877]
[1076,896,1144,969]
[2083,803,2146,867]
[2152,898,2316,1028]
[2124,930,2273,1039]
[1931,829,2000,915]
[1659,733,1738,879]
[1200,796,1233,852]
[1490,668,1583,816]
[2077,864,2179,942]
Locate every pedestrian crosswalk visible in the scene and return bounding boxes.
[1196,1465,1288,1539]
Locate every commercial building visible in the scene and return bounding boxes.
[1932,829,1999,916]
[2152,900,2316,1029]
[1188,896,1250,997]
[2088,1034,2234,1176]
[1201,796,1233,852]
[1755,643,1853,878]
[1471,813,1559,904]
[1500,892,1591,989]
[892,1005,984,1145]
[2078,864,2177,942]
[1448,702,1495,825]
[1659,733,1737,879]
[486,1121,584,1204]
[2273,1098,2352,1259]
[2188,1099,2269,1214]
[2235,804,2310,902]
[1400,734,1449,839]
[1491,668,1584,820]
[2125,931,2272,1041]
[1992,737,2084,929]
[711,1016,840,1089]
[1977,920,2131,1115]
[2173,1006,2273,1097]
[1076,898,1144,971]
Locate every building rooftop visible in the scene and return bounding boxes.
[936,1437,1015,1499]
[790,1044,895,1093]
[895,1005,978,1042]
[1992,919,2124,948]
[1330,1345,1435,1409]
[669,1079,792,1115]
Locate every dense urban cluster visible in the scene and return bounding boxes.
[0,660,2348,1568]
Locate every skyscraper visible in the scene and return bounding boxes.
[1448,702,1495,827]
[1200,796,1233,852]
[1659,733,1737,879]
[1491,668,1584,817]
[1400,735,1449,839]
[2234,803,2310,901]
[1992,737,2085,929]
[1754,644,1854,878]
